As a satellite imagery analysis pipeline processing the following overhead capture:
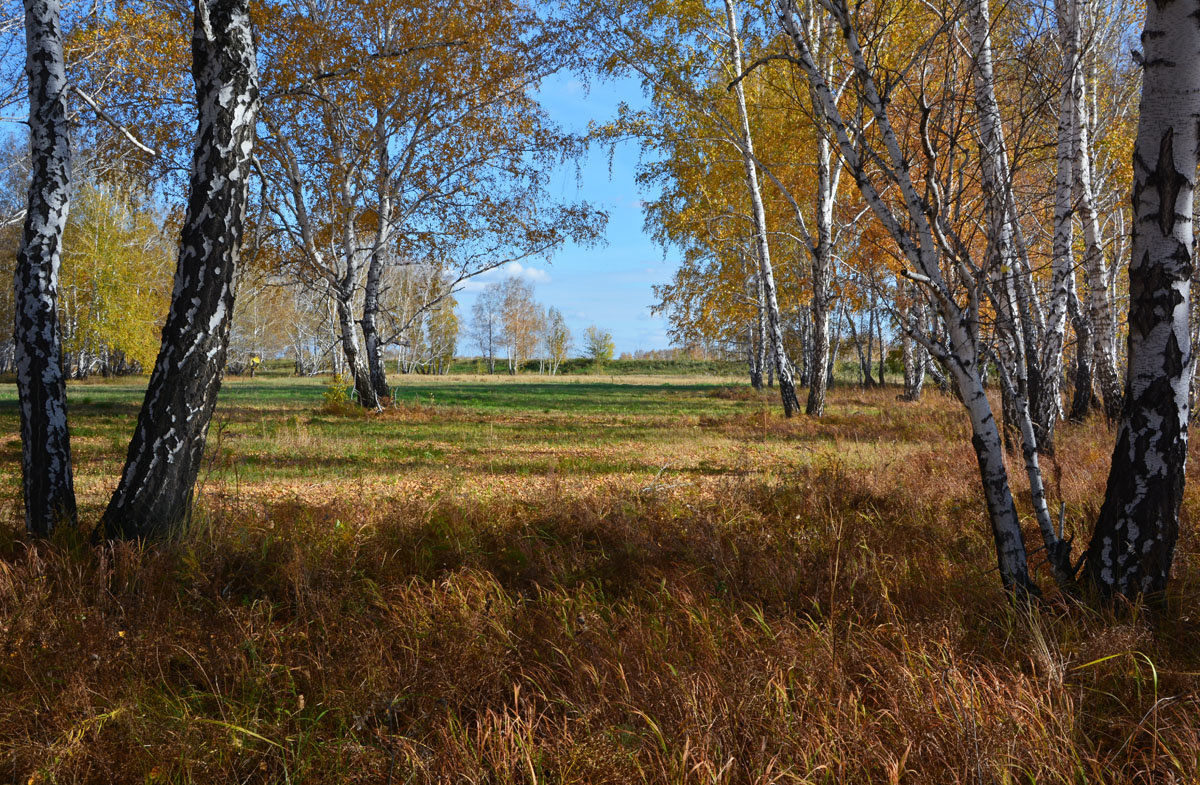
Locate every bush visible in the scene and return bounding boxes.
[321,373,352,411]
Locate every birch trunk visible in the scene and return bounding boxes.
[1067,279,1097,421]
[361,118,393,404]
[1040,0,1081,451]
[778,0,1037,593]
[1083,0,1198,597]
[335,288,375,404]
[102,0,258,539]
[806,109,836,416]
[724,0,800,416]
[967,0,1057,454]
[947,328,1039,596]
[901,296,928,401]
[361,250,390,403]
[753,270,767,388]
[15,0,76,535]
[1070,0,1122,419]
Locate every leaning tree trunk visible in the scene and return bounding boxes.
[101,0,258,539]
[968,0,1055,454]
[1083,0,1199,598]
[14,0,76,535]
[724,0,800,416]
[947,334,1039,597]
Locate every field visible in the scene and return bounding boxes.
[1,372,1199,783]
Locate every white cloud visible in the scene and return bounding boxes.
[456,262,551,291]
[506,262,551,284]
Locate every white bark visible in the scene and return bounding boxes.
[102,0,259,538]
[777,0,1037,594]
[724,0,800,416]
[14,0,76,534]
[1084,0,1198,596]
[1070,0,1122,419]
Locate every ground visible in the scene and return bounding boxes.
[0,372,1198,783]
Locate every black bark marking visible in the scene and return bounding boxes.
[101,0,258,539]
[15,0,77,535]
[1150,128,1189,236]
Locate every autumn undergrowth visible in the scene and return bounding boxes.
[1,376,1198,783]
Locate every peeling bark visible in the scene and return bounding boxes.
[102,0,259,539]
[15,0,76,535]
[1083,0,1198,598]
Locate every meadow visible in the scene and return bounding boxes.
[1,371,1198,783]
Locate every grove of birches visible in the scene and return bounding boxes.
[3,0,1200,770]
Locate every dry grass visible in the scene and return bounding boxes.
[1,380,1198,783]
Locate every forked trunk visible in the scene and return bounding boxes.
[102,0,258,539]
[1083,0,1198,597]
[15,0,76,535]
[361,250,390,403]
[336,292,379,410]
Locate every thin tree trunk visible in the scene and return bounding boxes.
[747,326,763,388]
[968,0,1057,458]
[1040,0,1080,451]
[362,117,393,405]
[755,272,768,388]
[804,72,838,415]
[827,301,844,388]
[725,0,800,416]
[15,0,76,535]
[1083,0,1198,597]
[779,0,1037,594]
[1067,277,1095,421]
[102,0,258,539]
[1071,0,1122,420]
[877,302,886,386]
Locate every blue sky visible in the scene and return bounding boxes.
[453,74,680,357]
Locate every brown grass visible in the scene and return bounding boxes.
[1,386,1199,783]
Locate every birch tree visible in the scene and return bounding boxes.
[723,0,800,415]
[1081,0,1199,597]
[256,0,600,409]
[101,0,259,538]
[14,0,76,535]
[776,0,1065,593]
[544,307,572,375]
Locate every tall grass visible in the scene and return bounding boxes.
[1,383,1197,783]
